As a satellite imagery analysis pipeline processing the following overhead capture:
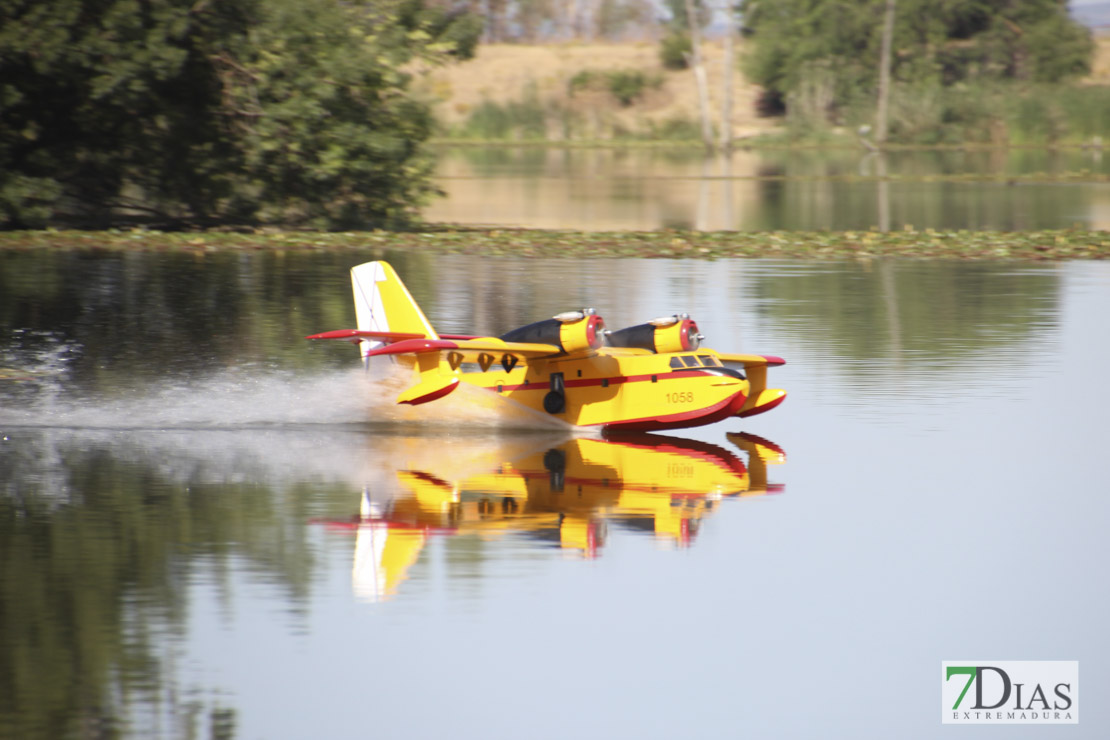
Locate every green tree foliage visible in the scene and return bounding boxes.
[569,69,661,106]
[657,0,709,70]
[0,0,254,227]
[739,0,1095,117]
[659,31,693,70]
[0,0,481,229]
[662,0,710,31]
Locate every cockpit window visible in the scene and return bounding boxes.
[669,357,684,369]
[681,356,699,368]
[698,355,720,367]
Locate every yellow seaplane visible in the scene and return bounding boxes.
[313,432,787,601]
[307,261,786,432]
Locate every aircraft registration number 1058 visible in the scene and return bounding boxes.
[665,391,694,404]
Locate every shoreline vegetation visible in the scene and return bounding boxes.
[4,2,1108,231]
[424,34,1110,148]
[2,227,1107,260]
[429,138,1110,156]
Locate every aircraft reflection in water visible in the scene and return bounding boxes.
[314,432,786,602]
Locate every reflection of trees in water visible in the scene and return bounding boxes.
[424,254,660,338]
[1,250,1067,405]
[0,250,455,394]
[0,252,354,384]
[431,146,1110,231]
[0,251,704,409]
[0,429,372,738]
[751,261,1060,384]
[739,149,1103,231]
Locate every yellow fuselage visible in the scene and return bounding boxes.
[309,260,786,431]
[453,348,749,432]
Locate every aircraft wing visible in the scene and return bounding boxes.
[305,329,426,343]
[717,353,786,369]
[597,346,654,357]
[364,337,562,365]
[448,337,564,360]
[308,330,561,361]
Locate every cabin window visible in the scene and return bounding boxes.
[601,378,609,388]
[681,356,699,368]
[669,357,684,369]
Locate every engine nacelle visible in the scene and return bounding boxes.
[607,315,701,353]
[500,309,606,354]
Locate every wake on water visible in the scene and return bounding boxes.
[2,334,578,513]
[0,344,572,433]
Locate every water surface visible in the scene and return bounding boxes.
[1,252,1108,738]
[426,146,1110,230]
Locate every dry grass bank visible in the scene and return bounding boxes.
[416,32,1110,143]
[416,40,774,141]
[1090,30,1110,83]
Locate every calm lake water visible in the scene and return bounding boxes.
[426,146,1110,231]
[1,250,1108,738]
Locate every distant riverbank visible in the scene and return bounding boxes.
[2,228,1107,260]
[422,37,1110,147]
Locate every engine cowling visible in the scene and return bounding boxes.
[607,315,701,353]
[500,309,605,354]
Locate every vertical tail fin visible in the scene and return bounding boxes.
[351,261,439,358]
[350,260,459,404]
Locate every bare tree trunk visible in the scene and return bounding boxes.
[720,149,734,229]
[720,1,735,151]
[683,0,715,151]
[876,0,896,145]
[876,152,890,232]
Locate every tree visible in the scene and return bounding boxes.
[683,0,714,149]
[219,0,478,229]
[739,0,1095,119]
[659,0,709,69]
[0,0,481,229]
[875,0,896,144]
[0,0,256,227]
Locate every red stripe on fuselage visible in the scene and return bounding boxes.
[600,389,749,432]
[517,472,745,497]
[493,369,711,393]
